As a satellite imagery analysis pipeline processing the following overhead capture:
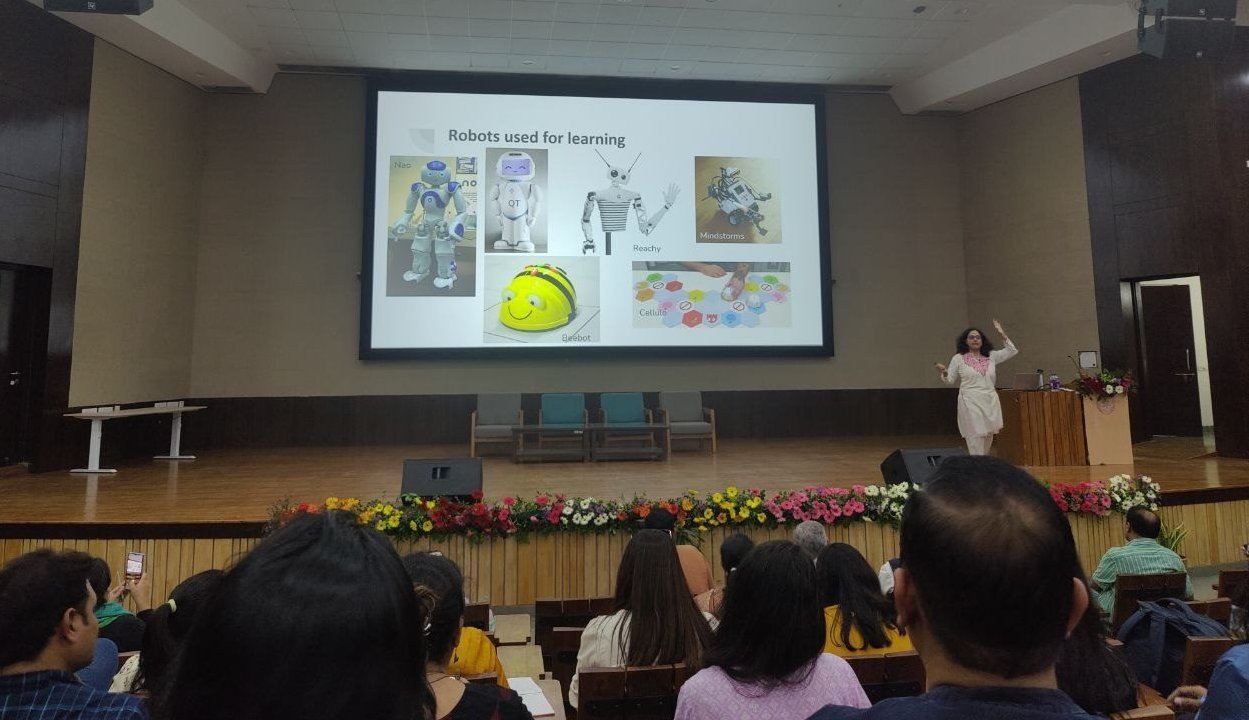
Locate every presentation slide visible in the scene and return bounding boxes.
[363,86,829,357]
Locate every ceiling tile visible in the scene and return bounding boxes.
[382,14,428,33]
[465,37,499,53]
[509,38,549,55]
[630,24,672,45]
[342,13,390,32]
[423,51,472,68]
[586,41,635,59]
[898,36,943,53]
[808,51,880,69]
[470,54,510,68]
[550,22,591,41]
[295,10,343,29]
[469,18,510,37]
[669,27,712,45]
[508,56,547,70]
[839,17,917,37]
[637,6,683,26]
[910,20,963,39]
[422,1,468,18]
[426,35,465,51]
[623,43,665,60]
[557,4,601,23]
[698,45,742,63]
[619,58,657,74]
[511,1,555,21]
[468,0,511,20]
[312,45,355,62]
[249,6,300,27]
[856,0,946,20]
[788,34,901,54]
[346,30,387,48]
[289,0,335,11]
[932,0,985,21]
[595,4,641,25]
[269,43,314,61]
[260,25,308,43]
[247,0,291,8]
[385,33,428,50]
[427,16,469,35]
[509,20,551,38]
[772,0,863,15]
[591,23,633,43]
[546,39,589,56]
[302,28,349,45]
[737,31,794,49]
[661,44,706,61]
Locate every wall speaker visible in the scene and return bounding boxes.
[44,0,153,15]
[401,458,482,501]
[880,447,967,488]
[1138,0,1238,60]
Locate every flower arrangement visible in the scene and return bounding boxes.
[269,474,1159,542]
[1068,368,1134,399]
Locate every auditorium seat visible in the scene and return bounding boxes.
[844,651,925,705]
[657,391,716,454]
[577,663,688,720]
[1186,597,1233,627]
[463,600,490,632]
[535,596,614,669]
[539,393,588,449]
[1111,573,1189,632]
[470,394,522,457]
[1213,568,1248,598]
[1180,635,1238,687]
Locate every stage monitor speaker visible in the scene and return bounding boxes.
[401,458,482,501]
[44,0,153,15]
[880,447,967,488]
[1139,0,1237,60]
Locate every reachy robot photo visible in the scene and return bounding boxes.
[490,151,543,252]
[581,151,679,255]
[390,160,469,289]
[705,166,772,235]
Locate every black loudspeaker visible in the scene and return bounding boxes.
[401,458,482,501]
[44,0,153,15]
[1139,0,1237,60]
[880,448,967,488]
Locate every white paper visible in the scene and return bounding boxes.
[510,676,555,717]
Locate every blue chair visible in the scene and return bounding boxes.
[599,392,655,449]
[539,393,587,449]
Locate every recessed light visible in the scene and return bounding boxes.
[522,59,535,65]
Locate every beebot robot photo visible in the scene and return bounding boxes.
[705,166,772,236]
[580,151,679,255]
[390,159,469,289]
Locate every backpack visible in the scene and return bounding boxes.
[1116,598,1229,696]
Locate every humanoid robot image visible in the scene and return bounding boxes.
[390,160,469,289]
[489,151,543,252]
[581,151,679,255]
[705,166,772,235]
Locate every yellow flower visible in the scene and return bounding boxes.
[680,498,694,511]
[726,486,739,499]
[425,500,436,510]
[325,496,340,509]
[712,492,724,504]
[719,501,734,511]
[738,508,750,520]
[342,498,360,511]
[409,521,418,531]
[375,521,387,531]
[756,513,767,523]
[359,510,376,525]
[703,508,714,519]
[697,525,709,532]
[388,515,400,528]
[421,520,434,532]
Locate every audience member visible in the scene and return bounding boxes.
[154,511,432,720]
[1054,574,1139,715]
[878,558,901,598]
[675,541,868,720]
[793,520,828,561]
[569,529,715,708]
[0,549,147,719]
[644,508,713,596]
[87,558,154,653]
[810,456,1101,720]
[694,532,753,615]
[1166,642,1249,720]
[400,553,510,687]
[76,638,120,692]
[1090,506,1193,617]
[816,543,912,657]
[111,570,225,695]
[402,553,532,720]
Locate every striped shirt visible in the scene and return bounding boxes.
[0,671,147,719]
[1091,537,1194,615]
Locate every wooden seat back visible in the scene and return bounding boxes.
[1213,568,1249,598]
[1111,573,1188,632]
[577,664,688,720]
[1180,636,1237,687]
[549,626,584,713]
[845,650,925,705]
[463,601,490,632]
[1186,598,1233,627]
[536,596,614,666]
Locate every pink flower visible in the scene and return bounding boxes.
[502,496,516,507]
[499,509,510,521]
[535,495,550,507]
[827,504,842,518]
[852,485,866,494]
[793,510,809,521]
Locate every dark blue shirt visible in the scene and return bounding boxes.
[808,685,1103,720]
[1198,645,1249,720]
[0,670,147,719]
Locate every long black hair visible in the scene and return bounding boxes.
[154,511,433,720]
[956,328,994,356]
[816,543,899,652]
[401,553,465,666]
[1055,575,1138,714]
[614,530,713,670]
[131,570,225,695]
[704,541,825,688]
[719,533,754,575]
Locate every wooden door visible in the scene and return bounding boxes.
[1138,285,1203,437]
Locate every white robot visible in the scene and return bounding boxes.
[390,159,469,289]
[706,166,772,235]
[581,151,679,255]
[489,151,543,252]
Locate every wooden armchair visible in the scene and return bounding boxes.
[657,391,716,454]
[1213,568,1248,597]
[1186,598,1233,627]
[577,664,689,720]
[1111,572,1189,632]
[598,392,656,448]
[470,393,523,457]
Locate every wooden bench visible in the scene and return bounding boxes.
[577,664,688,720]
[64,402,206,473]
[844,650,925,705]
[1213,568,1248,598]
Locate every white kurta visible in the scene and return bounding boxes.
[941,340,1018,439]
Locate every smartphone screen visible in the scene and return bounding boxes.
[125,551,144,578]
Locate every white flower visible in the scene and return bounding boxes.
[562,505,574,516]
[866,485,881,497]
[593,515,608,526]
[579,498,592,510]
[1104,384,1115,395]
[1115,385,1124,395]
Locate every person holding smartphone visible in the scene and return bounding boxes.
[86,556,153,652]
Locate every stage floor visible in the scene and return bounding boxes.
[1,435,1246,526]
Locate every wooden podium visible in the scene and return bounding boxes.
[1082,395,1133,465]
[996,390,1087,466]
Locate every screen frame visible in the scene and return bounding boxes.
[360,70,833,360]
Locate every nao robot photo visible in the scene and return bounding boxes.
[390,159,469,289]
[489,151,543,252]
[581,151,679,255]
[705,166,772,236]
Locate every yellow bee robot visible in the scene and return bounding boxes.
[498,264,577,332]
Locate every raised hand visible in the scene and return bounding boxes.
[934,363,947,374]
[992,318,1005,335]
[662,184,680,207]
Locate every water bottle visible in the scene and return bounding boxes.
[1049,374,1062,391]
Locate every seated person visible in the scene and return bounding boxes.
[401,553,509,687]
[810,456,1102,720]
[157,511,433,720]
[0,549,146,718]
[675,541,868,719]
[87,558,153,653]
[644,508,713,597]
[793,520,828,562]
[404,553,532,720]
[694,532,753,615]
[111,570,225,695]
[816,543,912,657]
[1165,642,1249,719]
[569,529,715,708]
[1054,575,1139,715]
[1090,506,1193,617]
[76,638,119,692]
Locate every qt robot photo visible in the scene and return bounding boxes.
[385,156,477,297]
[694,156,783,244]
[487,149,546,253]
[580,151,679,256]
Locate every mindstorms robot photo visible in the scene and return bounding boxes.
[705,166,772,235]
[390,159,469,289]
[581,151,679,255]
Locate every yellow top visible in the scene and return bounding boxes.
[447,626,509,688]
[822,605,913,658]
